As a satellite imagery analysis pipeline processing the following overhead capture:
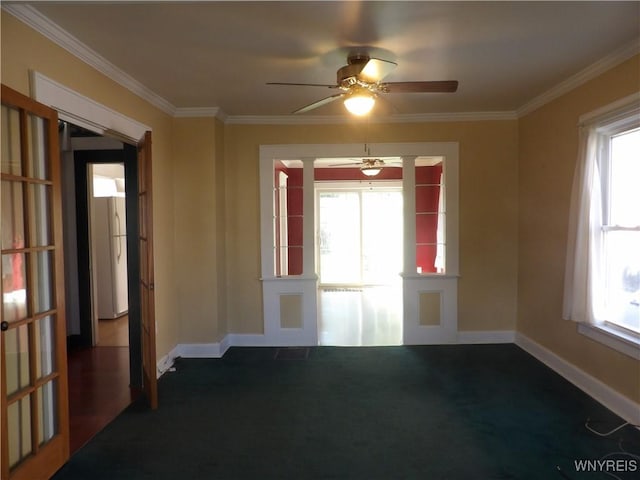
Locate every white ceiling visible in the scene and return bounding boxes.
[8,1,640,118]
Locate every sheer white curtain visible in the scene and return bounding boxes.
[562,125,605,324]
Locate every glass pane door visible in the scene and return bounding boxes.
[317,186,403,346]
[362,190,403,284]
[318,191,361,284]
[2,85,69,480]
[317,188,402,285]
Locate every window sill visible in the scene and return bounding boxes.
[578,322,640,360]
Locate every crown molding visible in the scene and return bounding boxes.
[517,37,640,117]
[226,111,517,125]
[173,107,227,121]
[2,4,177,116]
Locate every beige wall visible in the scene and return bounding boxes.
[171,117,228,343]
[1,12,179,359]
[214,118,229,339]
[172,117,218,343]
[223,121,520,334]
[518,55,640,402]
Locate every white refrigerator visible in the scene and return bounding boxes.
[94,196,129,319]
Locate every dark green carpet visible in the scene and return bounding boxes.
[52,345,639,479]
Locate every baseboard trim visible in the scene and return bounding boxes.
[226,333,269,347]
[515,332,640,425]
[457,330,515,344]
[177,342,228,358]
[156,345,179,379]
[156,341,231,377]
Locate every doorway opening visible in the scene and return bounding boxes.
[92,163,129,348]
[315,159,404,346]
[59,122,140,452]
[261,143,459,347]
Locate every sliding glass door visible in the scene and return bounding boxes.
[317,185,403,345]
[317,186,403,286]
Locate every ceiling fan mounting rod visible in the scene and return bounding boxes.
[347,53,370,65]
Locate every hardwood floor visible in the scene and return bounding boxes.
[67,346,137,454]
[97,314,129,347]
[318,286,403,346]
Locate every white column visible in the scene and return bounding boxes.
[402,156,417,275]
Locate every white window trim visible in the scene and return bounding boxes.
[575,93,640,358]
[578,322,640,360]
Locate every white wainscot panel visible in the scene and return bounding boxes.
[262,277,318,346]
[403,276,458,344]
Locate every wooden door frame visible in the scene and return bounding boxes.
[30,73,154,393]
[30,72,157,404]
[72,146,142,388]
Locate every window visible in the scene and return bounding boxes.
[601,126,640,334]
[564,95,640,357]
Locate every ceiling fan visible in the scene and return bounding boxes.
[329,157,402,177]
[267,53,458,115]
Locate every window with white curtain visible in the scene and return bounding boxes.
[563,95,640,356]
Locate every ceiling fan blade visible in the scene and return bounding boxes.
[383,81,459,93]
[358,58,398,83]
[267,82,339,88]
[293,93,344,114]
[328,162,362,167]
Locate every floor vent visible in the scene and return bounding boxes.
[323,288,364,293]
[274,347,310,360]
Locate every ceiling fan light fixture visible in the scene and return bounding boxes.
[360,165,382,176]
[343,90,375,116]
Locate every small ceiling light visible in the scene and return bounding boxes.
[343,89,376,116]
[360,165,381,177]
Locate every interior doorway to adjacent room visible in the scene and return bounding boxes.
[315,180,403,346]
[60,122,139,452]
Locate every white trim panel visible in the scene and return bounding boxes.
[174,107,227,121]
[30,71,151,142]
[515,332,640,426]
[156,345,179,379]
[262,278,319,346]
[178,342,229,359]
[457,330,516,344]
[403,277,458,344]
[226,334,270,347]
